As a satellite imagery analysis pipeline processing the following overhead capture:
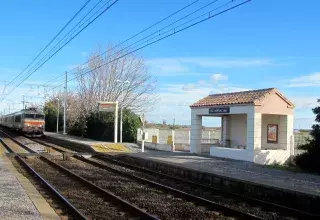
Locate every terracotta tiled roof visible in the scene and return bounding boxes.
[190,88,294,107]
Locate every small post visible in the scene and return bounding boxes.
[22,95,25,109]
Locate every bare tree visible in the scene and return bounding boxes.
[75,46,157,118]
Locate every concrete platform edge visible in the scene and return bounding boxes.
[3,156,60,220]
[123,153,320,213]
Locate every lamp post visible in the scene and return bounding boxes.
[116,80,130,143]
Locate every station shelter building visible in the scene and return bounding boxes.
[190,88,295,165]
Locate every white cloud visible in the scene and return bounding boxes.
[179,57,274,68]
[147,74,249,125]
[211,73,228,82]
[147,57,274,76]
[146,59,188,76]
[290,96,319,109]
[287,72,320,87]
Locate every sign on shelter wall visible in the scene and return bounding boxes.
[209,107,230,114]
[267,124,278,143]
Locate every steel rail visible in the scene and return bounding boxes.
[0,130,159,220]
[21,137,261,219]
[0,135,88,219]
[74,155,263,220]
[36,137,320,220]
[96,155,320,220]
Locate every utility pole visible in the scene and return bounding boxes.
[120,82,124,143]
[56,98,60,133]
[22,95,25,109]
[63,71,67,135]
[140,114,145,153]
[114,102,118,143]
[116,80,130,143]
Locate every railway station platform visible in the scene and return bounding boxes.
[44,132,139,153]
[126,151,320,197]
[0,155,59,220]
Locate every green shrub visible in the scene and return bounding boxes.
[295,99,320,174]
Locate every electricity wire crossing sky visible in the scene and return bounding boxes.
[0,0,319,128]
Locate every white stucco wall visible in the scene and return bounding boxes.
[159,129,172,144]
[254,150,291,164]
[261,115,292,150]
[229,114,247,147]
[210,147,291,164]
[255,93,294,115]
[141,142,172,151]
[210,147,254,162]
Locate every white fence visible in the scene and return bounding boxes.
[137,128,221,148]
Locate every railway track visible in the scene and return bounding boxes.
[3,129,319,220]
[34,136,320,220]
[0,130,158,220]
[2,131,263,220]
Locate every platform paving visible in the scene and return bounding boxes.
[45,132,141,152]
[129,150,320,197]
[0,156,44,220]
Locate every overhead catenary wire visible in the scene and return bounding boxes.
[44,0,225,87]
[29,0,112,83]
[43,0,201,86]
[8,0,119,95]
[48,0,251,91]
[2,0,119,101]
[4,0,93,89]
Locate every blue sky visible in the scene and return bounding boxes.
[0,0,319,129]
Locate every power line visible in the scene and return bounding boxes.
[43,0,218,87]
[49,0,251,91]
[8,0,118,95]
[27,0,111,83]
[44,0,201,85]
[2,0,119,101]
[4,0,93,89]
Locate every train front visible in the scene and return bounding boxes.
[23,111,45,137]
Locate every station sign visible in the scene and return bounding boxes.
[98,102,117,112]
[209,107,230,114]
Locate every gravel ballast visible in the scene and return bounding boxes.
[25,157,138,220]
[54,157,229,220]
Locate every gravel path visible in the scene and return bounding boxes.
[55,157,230,220]
[0,156,43,220]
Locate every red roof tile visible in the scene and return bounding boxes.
[190,88,294,107]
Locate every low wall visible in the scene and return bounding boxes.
[210,147,291,165]
[254,150,291,164]
[210,147,254,162]
[120,155,320,214]
[138,141,172,152]
[174,144,190,151]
